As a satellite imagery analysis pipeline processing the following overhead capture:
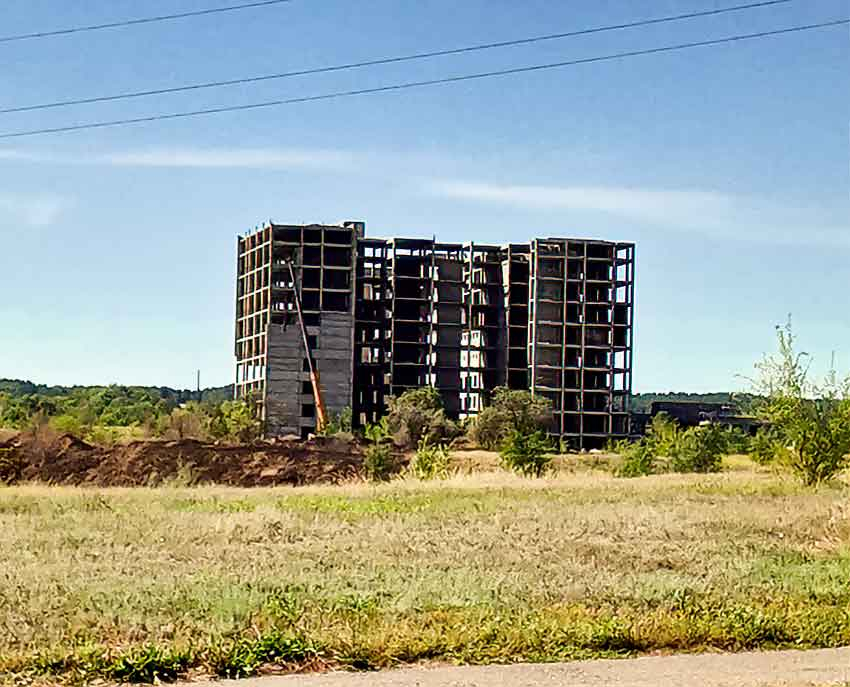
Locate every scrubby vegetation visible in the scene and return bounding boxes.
[362,418,395,482]
[410,436,452,480]
[318,407,353,438]
[747,320,850,485]
[383,386,458,447]
[615,321,850,487]
[615,414,728,478]
[0,465,847,684]
[0,381,256,444]
[467,387,552,450]
[499,428,552,477]
[0,380,231,427]
[616,441,656,478]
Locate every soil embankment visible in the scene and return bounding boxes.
[0,432,362,486]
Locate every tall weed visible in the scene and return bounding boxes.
[411,437,451,480]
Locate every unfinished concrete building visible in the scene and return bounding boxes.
[235,221,635,448]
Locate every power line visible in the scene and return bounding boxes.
[0,0,795,115]
[0,19,845,140]
[0,0,295,44]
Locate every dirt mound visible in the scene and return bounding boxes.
[0,433,364,487]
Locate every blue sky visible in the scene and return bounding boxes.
[1,0,847,392]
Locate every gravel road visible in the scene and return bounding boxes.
[184,647,850,687]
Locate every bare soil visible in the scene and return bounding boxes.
[0,432,365,487]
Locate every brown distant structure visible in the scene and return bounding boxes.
[235,221,635,449]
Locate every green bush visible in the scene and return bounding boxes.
[645,412,680,457]
[616,441,656,477]
[749,426,782,465]
[749,319,850,485]
[165,403,210,441]
[670,424,725,474]
[722,426,752,455]
[319,407,353,437]
[385,387,458,448]
[614,416,725,477]
[468,406,509,451]
[208,400,261,443]
[410,436,451,480]
[500,429,552,477]
[49,414,87,437]
[468,388,553,450]
[87,426,122,447]
[363,419,394,482]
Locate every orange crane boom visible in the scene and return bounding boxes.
[286,261,328,434]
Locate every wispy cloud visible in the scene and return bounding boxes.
[102,147,352,169]
[0,149,44,162]
[0,146,353,170]
[433,182,733,220]
[0,192,66,227]
[429,180,850,246]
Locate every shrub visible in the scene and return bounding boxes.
[165,403,210,441]
[468,406,509,451]
[319,407,353,437]
[670,424,725,474]
[363,418,394,481]
[722,427,752,455]
[385,387,457,448]
[208,400,261,443]
[645,412,680,457]
[614,417,725,477]
[500,429,552,477]
[49,414,86,437]
[749,319,850,485]
[749,426,782,465]
[616,441,656,477]
[87,426,122,447]
[411,436,451,480]
[468,388,553,450]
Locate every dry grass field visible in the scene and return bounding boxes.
[0,453,848,685]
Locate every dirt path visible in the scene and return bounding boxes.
[184,648,850,686]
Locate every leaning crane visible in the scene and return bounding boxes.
[285,260,328,434]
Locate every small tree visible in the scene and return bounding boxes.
[616,441,656,478]
[385,387,457,447]
[750,425,783,465]
[644,412,680,457]
[614,415,725,476]
[363,418,394,481]
[722,426,752,455]
[208,400,261,443]
[670,424,725,474]
[166,403,210,441]
[468,388,552,450]
[500,429,552,478]
[749,319,850,485]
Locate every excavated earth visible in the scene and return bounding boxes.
[0,432,365,487]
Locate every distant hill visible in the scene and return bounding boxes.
[631,392,761,414]
[0,379,233,404]
[1,379,757,416]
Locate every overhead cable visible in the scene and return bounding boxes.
[0,0,295,44]
[0,0,796,114]
[1,19,846,140]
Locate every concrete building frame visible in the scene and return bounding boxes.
[235,221,634,449]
